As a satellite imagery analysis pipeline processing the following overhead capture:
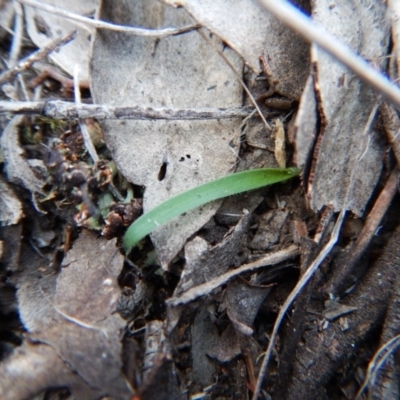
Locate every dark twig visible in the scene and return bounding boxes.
[0,100,253,120]
[0,31,76,86]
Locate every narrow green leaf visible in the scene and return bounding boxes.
[123,167,300,252]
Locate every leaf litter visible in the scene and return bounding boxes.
[1,1,400,399]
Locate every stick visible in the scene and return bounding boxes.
[0,100,253,120]
[18,0,200,37]
[167,244,299,306]
[257,0,400,109]
[0,31,76,85]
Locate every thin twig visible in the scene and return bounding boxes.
[9,2,24,68]
[257,0,400,109]
[18,0,200,37]
[355,333,400,399]
[252,209,346,400]
[167,244,299,306]
[0,31,77,85]
[73,66,99,163]
[0,100,253,120]
[197,29,271,130]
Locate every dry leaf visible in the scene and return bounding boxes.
[0,176,23,225]
[90,0,243,267]
[24,0,98,81]
[224,279,272,336]
[1,115,44,195]
[296,0,389,215]
[15,230,132,399]
[163,0,310,99]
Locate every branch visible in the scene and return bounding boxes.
[257,0,400,109]
[0,100,253,120]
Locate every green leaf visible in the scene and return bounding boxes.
[123,167,300,253]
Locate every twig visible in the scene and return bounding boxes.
[197,29,271,130]
[252,208,346,400]
[167,245,299,306]
[73,66,99,163]
[355,333,400,399]
[9,2,24,68]
[257,0,400,109]
[0,31,76,85]
[0,100,253,120]
[18,0,200,37]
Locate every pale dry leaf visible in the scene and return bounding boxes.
[298,0,389,215]
[16,230,131,399]
[90,0,243,267]
[162,0,310,99]
[0,176,23,225]
[1,115,44,195]
[24,0,98,82]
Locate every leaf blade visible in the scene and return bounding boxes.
[123,167,300,252]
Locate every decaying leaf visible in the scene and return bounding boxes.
[14,230,132,399]
[163,0,310,99]
[224,279,272,336]
[0,176,23,225]
[91,0,243,267]
[250,209,289,250]
[297,0,389,215]
[24,0,98,82]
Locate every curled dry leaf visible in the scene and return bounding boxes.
[91,0,243,267]
[163,0,310,99]
[24,0,98,82]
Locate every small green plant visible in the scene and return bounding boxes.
[123,167,300,253]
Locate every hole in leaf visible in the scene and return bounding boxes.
[158,162,168,181]
[186,154,191,159]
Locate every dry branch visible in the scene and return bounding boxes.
[0,100,253,120]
